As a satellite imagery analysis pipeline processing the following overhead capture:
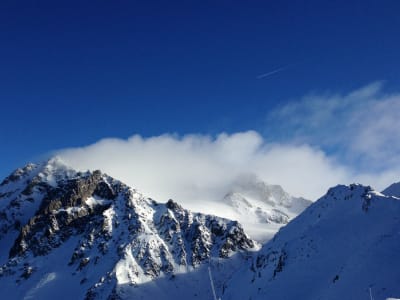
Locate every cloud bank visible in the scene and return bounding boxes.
[57,133,355,204]
[57,82,400,208]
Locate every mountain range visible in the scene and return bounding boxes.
[0,158,399,299]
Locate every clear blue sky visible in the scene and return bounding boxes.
[1,0,400,178]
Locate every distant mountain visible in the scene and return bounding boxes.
[223,184,400,300]
[0,158,256,299]
[382,182,400,197]
[222,174,311,241]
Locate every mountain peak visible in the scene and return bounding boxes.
[221,174,312,241]
[0,157,77,189]
[0,161,256,299]
[223,182,400,300]
[382,181,400,198]
[0,163,37,187]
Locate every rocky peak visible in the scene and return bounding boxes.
[0,163,37,187]
[0,160,256,299]
[222,175,312,231]
[8,169,120,258]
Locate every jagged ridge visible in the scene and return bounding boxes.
[0,159,256,299]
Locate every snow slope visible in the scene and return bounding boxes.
[382,182,400,198]
[223,184,400,300]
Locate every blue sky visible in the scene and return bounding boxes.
[1,1,400,198]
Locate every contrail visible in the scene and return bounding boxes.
[256,65,289,79]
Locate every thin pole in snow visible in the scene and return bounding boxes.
[208,266,219,300]
[369,287,374,300]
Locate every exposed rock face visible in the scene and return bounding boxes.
[0,158,256,299]
[9,170,118,257]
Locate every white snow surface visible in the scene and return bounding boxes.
[223,183,400,300]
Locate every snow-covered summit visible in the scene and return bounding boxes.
[222,174,311,242]
[223,183,400,300]
[0,160,256,299]
[382,181,400,198]
[0,157,77,190]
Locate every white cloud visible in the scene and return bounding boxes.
[57,131,352,204]
[265,81,400,172]
[56,82,400,211]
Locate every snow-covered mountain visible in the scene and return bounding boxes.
[222,174,311,242]
[0,158,256,299]
[382,182,400,198]
[223,184,400,300]
[1,158,399,300]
